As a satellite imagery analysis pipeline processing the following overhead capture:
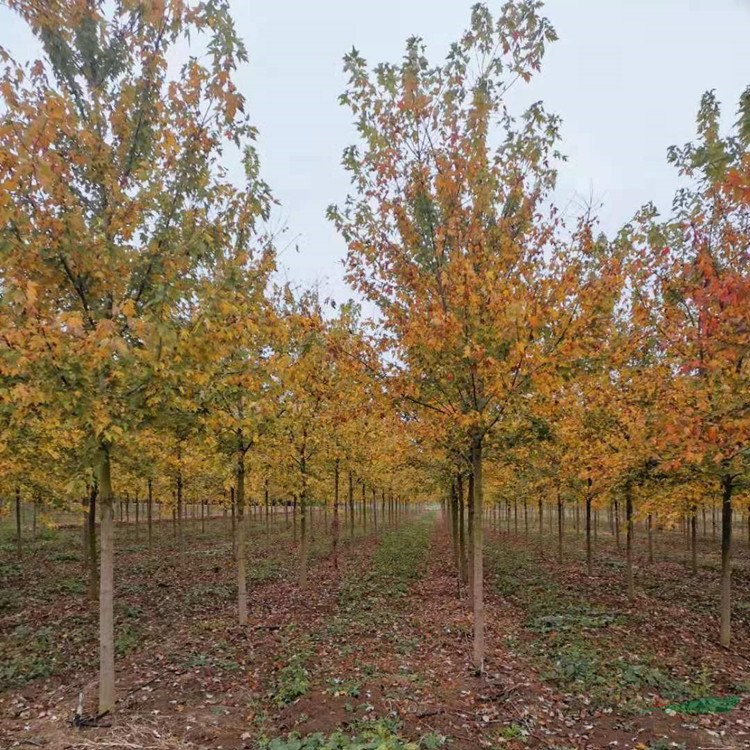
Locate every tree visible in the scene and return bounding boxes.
[330,1,615,671]
[634,88,750,645]
[0,0,267,712]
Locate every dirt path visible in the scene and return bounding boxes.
[5,511,750,749]
[0,515,383,749]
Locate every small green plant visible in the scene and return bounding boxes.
[59,577,86,595]
[274,655,310,706]
[115,624,140,656]
[53,550,81,563]
[419,731,446,749]
[497,723,525,741]
[258,719,419,750]
[665,695,740,715]
[647,741,686,750]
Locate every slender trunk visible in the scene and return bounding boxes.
[538,497,543,546]
[147,479,153,547]
[625,483,634,600]
[97,444,115,715]
[585,479,593,575]
[83,491,89,561]
[691,505,698,575]
[458,474,467,585]
[523,496,528,537]
[348,470,355,540]
[299,436,309,587]
[265,479,270,535]
[88,483,98,601]
[712,500,717,541]
[720,474,733,647]
[236,437,248,626]
[361,482,367,534]
[176,453,183,552]
[647,513,654,564]
[471,436,484,674]
[451,482,460,584]
[467,470,475,607]
[614,499,621,549]
[557,489,563,564]
[332,459,340,570]
[231,486,236,555]
[15,486,21,557]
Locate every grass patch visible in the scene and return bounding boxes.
[273,652,311,706]
[258,718,422,750]
[487,541,706,710]
[666,695,740,715]
[0,625,56,689]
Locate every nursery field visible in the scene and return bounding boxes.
[0,0,748,749]
[3,510,750,750]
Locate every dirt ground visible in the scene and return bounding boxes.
[2,508,750,749]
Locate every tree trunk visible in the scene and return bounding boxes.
[614,499,621,549]
[467,470,475,605]
[451,482,460,582]
[176,452,183,552]
[691,505,698,575]
[585,479,593,575]
[625,483,634,600]
[147,479,153,546]
[538,497,543,545]
[647,513,654,564]
[231,486,236,555]
[97,444,115,715]
[457,474,467,585]
[471,435,484,674]
[299,437,309,587]
[88,483,98,601]
[15,486,21,557]
[720,474,733,647]
[361,481,367,534]
[332,459,340,570]
[523,496,528,537]
[236,438,248,627]
[557,489,563,564]
[348,470,355,540]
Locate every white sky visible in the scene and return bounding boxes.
[2,1,749,302]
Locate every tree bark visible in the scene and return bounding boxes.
[147,479,153,547]
[720,473,733,647]
[538,497,543,546]
[457,474,467,584]
[88,483,98,601]
[15,486,21,557]
[625,483,634,600]
[585,479,593,575]
[557,489,563,564]
[691,505,698,575]
[471,435,484,674]
[236,437,248,627]
[332,459,340,570]
[647,513,654,564]
[97,444,115,715]
[467,470,475,604]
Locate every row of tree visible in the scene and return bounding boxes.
[0,0,747,716]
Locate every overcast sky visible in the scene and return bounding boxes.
[2,1,749,302]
